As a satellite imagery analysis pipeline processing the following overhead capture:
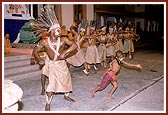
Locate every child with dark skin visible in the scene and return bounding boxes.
[91,50,142,99]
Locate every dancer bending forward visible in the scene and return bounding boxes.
[91,50,142,99]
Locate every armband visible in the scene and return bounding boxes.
[36,43,44,52]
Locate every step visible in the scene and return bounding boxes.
[9,48,33,55]
[4,54,31,63]
[4,59,31,69]
[4,70,41,82]
[4,64,39,77]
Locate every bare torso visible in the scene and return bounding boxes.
[109,59,121,75]
[39,38,63,60]
[37,35,77,62]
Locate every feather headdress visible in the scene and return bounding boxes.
[30,4,60,36]
[90,20,96,30]
[109,21,117,32]
[78,19,88,33]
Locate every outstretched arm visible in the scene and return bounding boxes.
[122,60,142,70]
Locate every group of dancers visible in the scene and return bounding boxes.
[29,4,142,111]
[64,19,140,75]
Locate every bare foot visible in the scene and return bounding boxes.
[94,70,98,74]
[107,96,115,100]
[45,103,50,111]
[83,69,89,75]
[94,65,98,74]
[64,95,75,102]
[91,90,95,98]
[41,90,45,95]
[30,58,36,65]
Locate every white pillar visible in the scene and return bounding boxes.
[86,4,94,22]
[100,16,104,27]
[30,4,34,19]
[61,4,73,31]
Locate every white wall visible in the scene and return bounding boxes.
[61,4,73,31]
[86,4,94,22]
